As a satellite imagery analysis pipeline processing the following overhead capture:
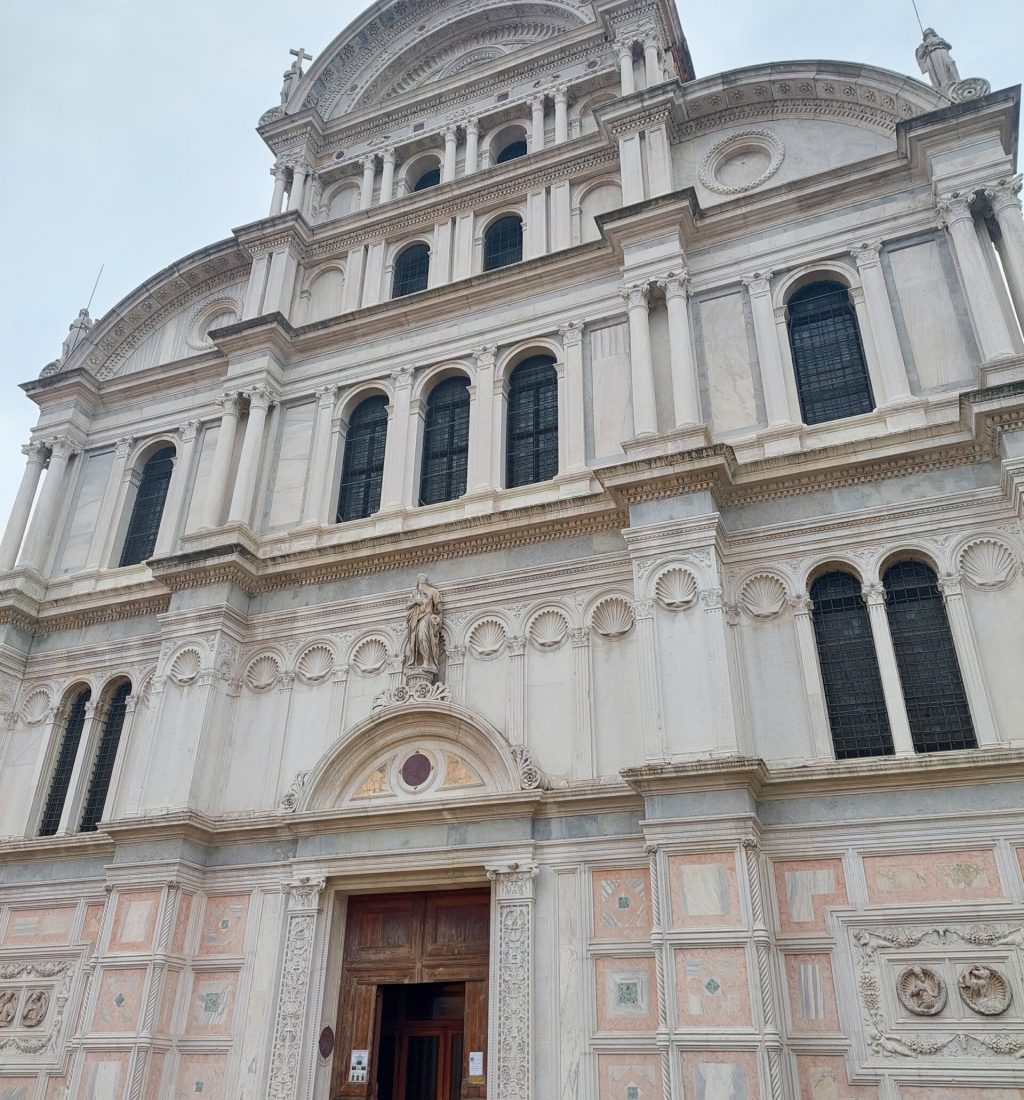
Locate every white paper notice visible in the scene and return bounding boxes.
[349,1050,369,1083]
[469,1051,484,1076]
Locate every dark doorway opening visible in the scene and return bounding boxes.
[377,982,465,1100]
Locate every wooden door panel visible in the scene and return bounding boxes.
[345,896,420,967]
[424,892,490,963]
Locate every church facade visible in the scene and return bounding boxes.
[1,1,1024,1097]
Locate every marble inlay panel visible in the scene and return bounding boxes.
[171,892,194,956]
[595,956,658,1032]
[197,894,249,957]
[80,1052,130,1100]
[90,966,147,1034]
[680,1049,761,1100]
[109,890,161,953]
[596,1053,663,1100]
[668,851,742,929]
[795,1055,879,1099]
[2,907,76,947]
[175,1053,228,1100]
[591,867,652,941]
[673,946,752,1027]
[772,858,847,936]
[862,849,1002,905]
[784,952,841,1033]
[185,969,239,1036]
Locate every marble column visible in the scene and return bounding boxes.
[850,242,913,404]
[287,162,308,213]
[643,38,661,86]
[554,88,568,143]
[861,584,915,755]
[507,636,526,745]
[622,283,658,436]
[203,393,242,529]
[530,97,545,153]
[269,165,288,217]
[985,175,1024,327]
[937,572,999,746]
[701,587,742,755]
[938,192,1016,361]
[617,41,635,95]
[468,346,496,491]
[359,155,376,210]
[789,594,835,760]
[303,385,339,524]
[227,385,275,526]
[558,322,587,469]
[442,127,458,182]
[464,119,480,174]
[380,366,414,510]
[0,441,47,571]
[570,627,594,779]
[634,599,667,761]
[379,148,396,204]
[153,420,199,557]
[743,272,796,426]
[662,272,701,427]
[19,435,77,572]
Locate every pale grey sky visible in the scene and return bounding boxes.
[0,1,1019,525]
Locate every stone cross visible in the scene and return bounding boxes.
[281,48,313,106]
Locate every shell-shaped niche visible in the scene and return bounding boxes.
[654,568,699,611]
[528,609,569,649]
[352,637,390,675]
[296,644,334,684]
[245,653,281,692]
[959,539,1018,590]
[590,597,635,638]
[170,648,203,686]
[21,688,52,724]
[739,574,788,619]
[468,618,507,659]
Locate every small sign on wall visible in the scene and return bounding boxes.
[467,1050,485,1084]
[349,1049,369,1083]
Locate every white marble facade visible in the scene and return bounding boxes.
[1,1,1024,1097]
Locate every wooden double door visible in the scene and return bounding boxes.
[333,889,490,1100]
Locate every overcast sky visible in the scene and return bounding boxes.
[0,1,1019,525]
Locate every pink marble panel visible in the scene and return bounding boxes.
[680,1050,761,1100]
[785,952,841,1033]
[81,903,105,954]
[175,1054,228,1100]
[795,1056,879,1099]
[863,849,1002,905]
[594,956,659,1032]
[2,906,76,946]
[171,892,194,956]
[108,889,162,953]
[156,967,181,1035]
[185,969,238,1036]
[196,894,249,957]
[773,858,848,936]
[901,1089,1024,1099]
[90,966,147,1034]
[44,1078,70,1100]
[668,851,742,929]
[0,1081,37,1100]
[80,1052,130,1100]
[597,1053,663,1100]
[673,946,752,1028]
[143,1052,167,1100]
[592,867,652,941]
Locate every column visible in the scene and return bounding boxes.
[700,586,742,754]
[0,441,47,571]
[554,88,568,144]
[507,637,526,745]
[861,584,915,755]
[359,155,376,210]
[203,393,242,528]
[83,435,135,569]
[379,148,396,204]
[789,594,834,759]
[464,119,480,174]
[662,272,701,427]
[380,366,414,510]
[634,599,667,761]
[442,126,458,183]
[269,165,288,217]
[287,161,308,213]
[617,40,635,95]
[468,346,496,491]
[618,132,644,205]
[939,192,1016,360]
[227,385,275,526]
[153,420,199,557]
[622,283,658,436]
[486,864,538,1100]
[743,273,796,426]
[937,572,999,746]
[19,435,77,572]
[267,879,326,1100]
[643,38,661,86]
[530,97,545,153]
[570,627,594,779]
[850,242,913,404]
[303,385,339,524]
[446,646,467,704]
[558,323,586,469]
[985,175,1024,326]
[57,698,102,834]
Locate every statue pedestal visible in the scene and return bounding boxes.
[404,668,435,690]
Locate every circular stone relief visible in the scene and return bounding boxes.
[896,966,947,1016]
[400,752,433,789]
[958,965,1012,1015]
[698,129,785,196]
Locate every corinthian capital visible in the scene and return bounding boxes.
[621,282,650,310]
[472,345,497,369]
[661,270,691,300]
[985,174,1023,215]
[21,440,49,465]
[245,384,277,411]
[937,191,976,227]
[850,240,882,266]
[46,434,79,460]
[861,582,886,606]
[742,271,773,296]
[558,321,583,348]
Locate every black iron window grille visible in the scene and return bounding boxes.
[119,446,175,566]
[484,215,524,271]
[810,571,895,759]
[787,281,875,425]
[337,396,389,522]
[419,377,470,506]
[38,688,91,836]
[883,560,977,753]
[495,140,528,164]
[393,243,430,298]
[79,682,131,832]
[506,356,559,488]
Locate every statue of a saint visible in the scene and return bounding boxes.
[404,574,443,674]
[280,47,313,107]
[916,28,960,90]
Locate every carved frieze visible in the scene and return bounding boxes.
[0,959,74,1060]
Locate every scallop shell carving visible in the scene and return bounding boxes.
[245,654,281,691]
[654,568,699,611]
[297,644,334,683]
[958,964,1012,1016]
[21,689,52,724]
[352,637,389,675]
[590,597,635,638]
[170,648,203,685]
[528,609,569,649]
[740,574,788,619]
[959,539,1018,589]
[468,618,506,658]
[896,966,947,1016]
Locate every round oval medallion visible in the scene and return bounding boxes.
[698,129,785,196]
[896,966,947,1016]
[400,752,433,789]
[958,965,1012,1016]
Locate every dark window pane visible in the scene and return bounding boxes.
[883,560,977,753]
[404,1035,440,1100]
[496,140,528,164]
[420,377,470,505]
[337,396,389,521]
[38,688,91,836]
[788,281,874,425]
[810,571,894,759]
[119,447,175,566]
[393,243,430,298]
[79,682,131,832]
[506,357,558,488]
[413,167,441,191]
[484,216,524,271]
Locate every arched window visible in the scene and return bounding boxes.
[506,356,558,488]
[337,395,389,522]
[496,140,528,164]
[419,377,470,505]
[413,167,441,192]
[882,560,977,753]
[787,281,874,426]
[810,571,894,759]
[79,681,131,831]
[484,215,524,271]
[38,687,91,837]
[393,243,430,298]
[119,446,175,566]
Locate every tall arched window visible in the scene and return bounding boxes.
[810,571,894,759]
[506,356,559,488]
[419,377,470,506]
[484,215,524,271]
[119,446,175,566]
[787,281,874,425]
[38,687,91,837]
[883,560,977,753]
[393,243,430,298]
[79,681,131,831]
[337,395,389,522]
